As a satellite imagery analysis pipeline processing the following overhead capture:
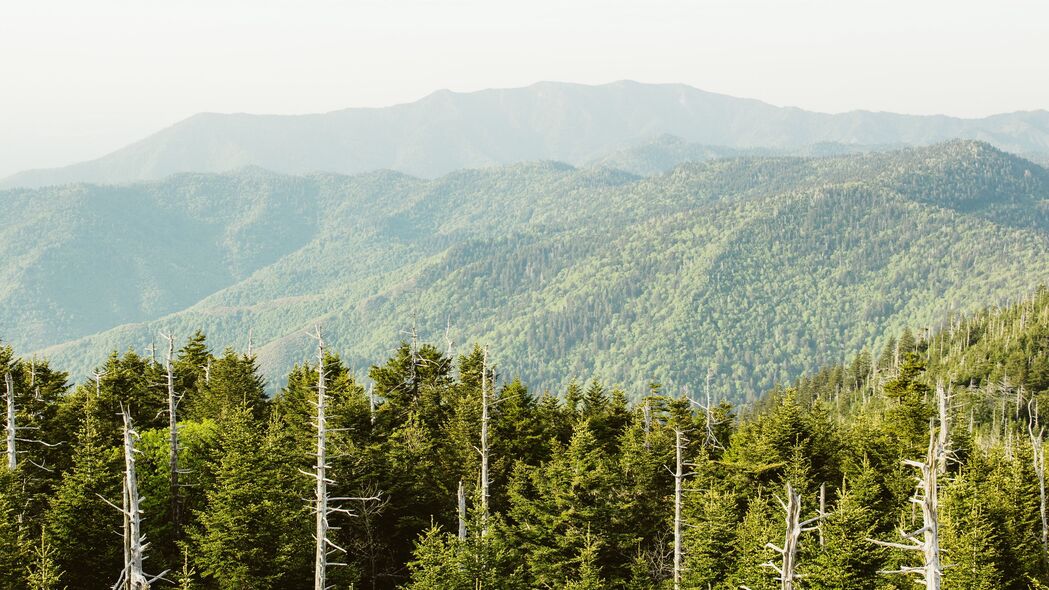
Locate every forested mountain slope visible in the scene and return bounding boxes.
[586,134,901,175]
[4,80,1049,188]
[5,286,1049,588]
[5,141,1049,402]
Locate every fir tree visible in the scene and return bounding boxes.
[24,531,63,590]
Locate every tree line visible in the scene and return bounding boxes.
[6,289,1049,588]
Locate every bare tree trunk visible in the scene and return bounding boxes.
[672,429,685,590]
[116,409,167,589]
[123,411,147,589]
[122,478,130,588]
[764,483,820,590]
[936,382,950,475]
[314,327,330,590]
[5,373,15,471]
[870,422,942,590]
[160,333,181,533]
[642,399,651,450]
[92,371,105,400]
[818,483,827,547]
[458,480,467,541]
[1029,404,1049,559]
[368,383,376,426]
[479,346,491,534]
[308,327,380,589]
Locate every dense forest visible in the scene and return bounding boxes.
[5,141,1049,404]
[6,287,1049,588]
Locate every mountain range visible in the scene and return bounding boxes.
[3,140,1048,402]
[4,80,1049,188]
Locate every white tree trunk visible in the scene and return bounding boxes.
[116,409,166,589]
[161,333,181,531]
[457,479,467,541]
[5,372,15,471]
[936,382,950,474]
[479,346,491,534]
[672,429,685,590]
[314,328,329,590]
[123,411,147,589]
[368,383,376,426]
[870,422,942,590]
[1029,406,1048,558]
[308,327,380,589]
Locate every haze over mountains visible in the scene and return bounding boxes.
[4,140,1048,401]
[4,80,1049,188]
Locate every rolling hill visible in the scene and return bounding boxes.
[4,81,1049,188]
[3,141,1049,401]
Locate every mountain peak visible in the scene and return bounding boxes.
[4,81,1049,189]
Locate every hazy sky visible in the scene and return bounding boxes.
[1,0,1047,178]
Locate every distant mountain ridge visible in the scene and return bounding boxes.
[4,81,1049,188]
[5,141,1049,402]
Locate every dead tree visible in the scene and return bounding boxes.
[935,381,951,475]
[642,398,652,449]
[1029,401,1048,558]
[307,327,380,590]
[457,480,467,541]
[107,408,168,590]
[688,367,724,450]
[92,370,107,400]
[671,429,691,590]
[367,383,376,426]
[160,333,184,532]
[5,368,65,474]
[870,422,942,589]
[763,482,820,590]
[479,346,491,533]
[817,483,827,547]
[5,373,15,470]
[311,327,334,590]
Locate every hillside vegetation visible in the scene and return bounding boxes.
[3,141,1049,402]
[4,285,1049,588]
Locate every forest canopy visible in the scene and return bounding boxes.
[5,288,1049,588]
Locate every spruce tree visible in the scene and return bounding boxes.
[0,468,27,590]
[804,464,885,589]
[191,407,310,590]
[24,531,63,590]
[44,423,122,590]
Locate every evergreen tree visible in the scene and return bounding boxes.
[940,471,1003,589]
[726,495,777,590]
[804,464,885,589]
[564,529,604,590]
[402,526,466,590]
[506,420,618,587]
[682,473,739,588]
[44,424,122,590]
[24,531,63,590]
[190,408,310,590]
[188,349,266,423]
[0,468,27,590]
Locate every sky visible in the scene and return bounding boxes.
[1,0,1047,178]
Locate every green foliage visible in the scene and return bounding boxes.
[0,469,28,590]
[43,424,122,590]
[189,408,310,590]
[15,142,1049,408]
[24,531,63,590]
[9,282,1049,588]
